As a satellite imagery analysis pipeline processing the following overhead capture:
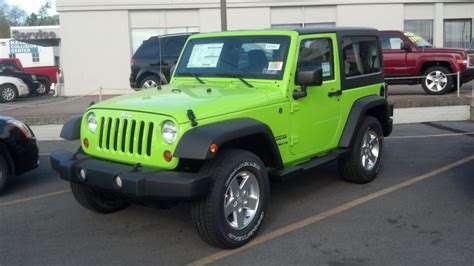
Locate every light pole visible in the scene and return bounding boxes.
[220,0,227,31]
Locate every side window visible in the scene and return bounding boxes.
[134,38,159,59]
[380,36,404,50]
[298,38,334,80]
[342,37,381,78]
[162,36,188,57]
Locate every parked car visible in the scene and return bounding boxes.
[0,66,40,96]
[51,27,393,248]
[379,30,474,95]
[0,58,59,95]
[0,116,39,194]
[0,76,30,102]
[129,33,192,90]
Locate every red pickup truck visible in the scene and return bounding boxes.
[0,58,59,95]
[380,31,474,95]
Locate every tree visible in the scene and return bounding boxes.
[7,5,27,26]
[25,0,59,26]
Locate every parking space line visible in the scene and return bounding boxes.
[189,155,474,266]
[388,132,474,139]
[0,189,70,208]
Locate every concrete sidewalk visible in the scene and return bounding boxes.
[2,82,473,126]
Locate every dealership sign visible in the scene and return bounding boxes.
[9,40,38,54]
[12,30,57,40]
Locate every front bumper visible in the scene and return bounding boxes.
[461,68,474,83]
[50,150,210,200]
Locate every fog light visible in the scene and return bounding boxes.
[114,176,123,189]
[78,168,87,181]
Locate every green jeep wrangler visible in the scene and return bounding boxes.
[51,27,393,248]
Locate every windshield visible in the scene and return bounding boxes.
[404,32,432,48]
[175,35,291,80]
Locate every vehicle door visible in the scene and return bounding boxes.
[289,34,341,156]
[380,34,413,76]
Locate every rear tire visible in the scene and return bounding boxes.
[0,154,9,195]
[139,75,161,89]
[70,183,129,213]
[35,80,51,96]
[0,84,18,103]
[191,149,269,248]
[421,66,453,95]
[339,116,384,184]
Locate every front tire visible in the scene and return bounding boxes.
[70,183,129,213]
[0,155,9,195]
[0,84,18,103]
[421,66,453,95]
[339,116,384,184]
[191,149,269,249]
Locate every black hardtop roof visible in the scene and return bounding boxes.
[293,27,379,36]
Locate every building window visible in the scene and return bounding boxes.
[404,20,433,44]
[444,19,472,48]
[342,37,381,78]
[305,22,336,28]
[131,28,164,54]
[272,22,335,29]
[32,52,40,62]
[271,23,303,29]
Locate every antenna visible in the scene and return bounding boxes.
[159,33,162,85]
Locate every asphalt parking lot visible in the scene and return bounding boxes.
[1,121,473,265]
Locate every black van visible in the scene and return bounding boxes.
[129,33,192,90]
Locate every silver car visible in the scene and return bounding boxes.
[0,76,29,103]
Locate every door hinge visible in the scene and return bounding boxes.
[290,102,300,114]
[290,136,300,146]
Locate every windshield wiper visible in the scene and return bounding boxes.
[221,73,254,88]
[179,72,205,84]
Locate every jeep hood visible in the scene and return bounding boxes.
[90,84,281,123]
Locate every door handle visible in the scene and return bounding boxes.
[328,89,342,97]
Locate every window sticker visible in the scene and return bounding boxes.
[187,43,224,68]
[321,62,331,77]
[267,61,283,71]
[265,43,281,50]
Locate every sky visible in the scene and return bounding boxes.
[6,0,57,15]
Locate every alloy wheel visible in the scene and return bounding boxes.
[425,70,448,92]
[223,171,260,230]
[1,87,15,101]
[360,129,380,171]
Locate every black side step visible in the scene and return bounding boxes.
[270,149,349,181]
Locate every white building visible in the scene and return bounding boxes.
[56,0,474,96]
[0,38,56,68]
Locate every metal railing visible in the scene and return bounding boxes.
[385,72,463,98]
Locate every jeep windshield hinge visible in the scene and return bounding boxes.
[187,109,198,127]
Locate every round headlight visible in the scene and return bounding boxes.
[87,112,98,133]
[162,120,177,144]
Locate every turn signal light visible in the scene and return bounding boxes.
[209,143,218,153]
[83,138,89,148]
[164,150,173,162]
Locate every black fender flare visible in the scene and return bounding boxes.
[137,67,167,85]
[174,118,284,170]
[338,95,392,148]
[60,116,82,140]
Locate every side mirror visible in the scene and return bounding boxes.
[294,67,323,100]
[401,42,411,51]
[296,67,323,87]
